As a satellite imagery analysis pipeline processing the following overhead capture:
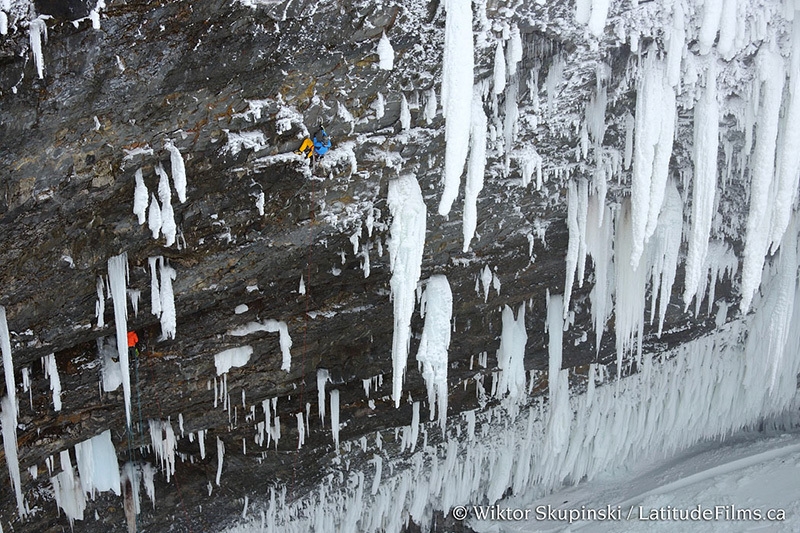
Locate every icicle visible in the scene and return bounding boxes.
[649,181,683,336]
[1,396,24,517]
[44,354,62,411]
[296,412,305,449]
[698,0,723,55]
[424,88,437,124]
[769,16,800,253]
[108,253,133,428]
[741,49,785,313]
[0,306,15,418]
[495,305,527,401]
[317,369,329,425]
[96,277,105,328]
[133,169,149,225]
[614,201,647,377]
[29,17,47,79]
[215,437,225,485]
[666,2,685,88]
[684,62,719,309]
[438,0,474,216]
[156,164,176,247]
[463,89,487,252]
[630,53,676,269]
[159,260,177,340]
[147,193,162,239]
[416,276,452,431]
[331,389,340,450]
[493,42,506,95]
[544,293,570,455]
[587,0,610,37]
[165,140,187,203]
[148,257,161,317]
[388,175,426,406]
[400,94,411,131]
[149,419,177,482]
[507,26,523,77]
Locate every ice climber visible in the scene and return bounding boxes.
[127,330,139,358]
[296,127,332,158]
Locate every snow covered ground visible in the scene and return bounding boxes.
[471,426,800,532]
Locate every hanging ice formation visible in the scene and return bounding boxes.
[415,275,452,431]
[29,16,47,79]
[1,305,24,517]
[575,0,610,37]
[740,49,787,314]
[630,52,676,269]
[156,164,177,247]
[683,61,719,309]
[133,169,149,225]
[43,353,62,411]
[108,253,133,428]
[438,0,474,216]
[52,430,120,524]
[495,304,526,401]
[462,90,487,252]
[387,175,426,406]
[149,256,178,340]
[228,320,292,371]
[544,293,569,456]
[165,140,187,203]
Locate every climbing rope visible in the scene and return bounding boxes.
[291,137,317,501]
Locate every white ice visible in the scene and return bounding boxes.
[438,0,474,216]
[387,175,426,406]
[416,275,452,430]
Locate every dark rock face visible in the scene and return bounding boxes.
[0,0,750,531]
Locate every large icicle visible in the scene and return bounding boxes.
[698,0,723,55]
[765,217,798,391]
[156,164,176,247]
[29,16,47,79]
[74,429,121,498]
[614,202,647,378]
[44,353,62,411]
[649,181,683,336]
[159,260,177,340]
[1,396,24,517]
[388,175,427,407]
[438,0,474,216]
[462,90,487,252]
[684,63,719,309]
[740,49,785,313]
[544,293,570,456]
[495,304,527,401]
[586,0,610,37]
[769,17,800,253]
[108,253,133,427]
[0,306,15,417]
[563,179,588,319]
[415,275,452,431]
[585,195,613,353]
[165,141,187,203]
[630,54,676,268]
[133,169,149,225]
